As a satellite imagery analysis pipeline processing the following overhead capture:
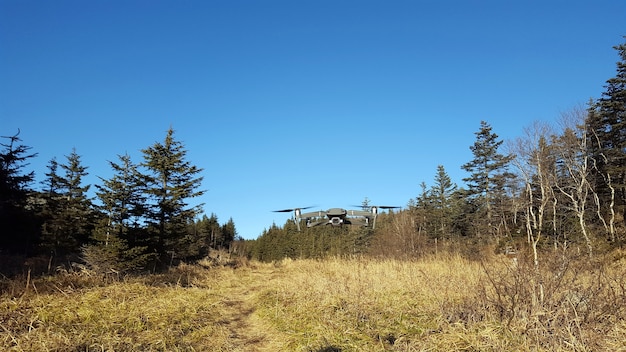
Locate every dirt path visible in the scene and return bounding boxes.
[215,265,281,351]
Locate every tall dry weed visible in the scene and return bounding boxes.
[474,249,626,350]
[255,255,491,350]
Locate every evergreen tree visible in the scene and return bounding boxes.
[199,213,221,251]
[415,181,433,209]
[39,158,63,254]
[449,187,476,238]
[462,121,514,237]
[95,153,146,239]
[59,149,96,246]
[431,165,457,238]
[41,158,62,196]
[221,217,237,249]
[141,127,205,263]
[254,224,282,261]
[587,37,626,224]
[40,149,95,256]
[0,130,38,254]
[83,153,152,273]
[409,181,435,239]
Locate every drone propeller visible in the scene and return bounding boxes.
[272,206,315,213]
[272,206,316,232]
[350,205,401,210]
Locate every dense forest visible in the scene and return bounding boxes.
[2,38,625,275]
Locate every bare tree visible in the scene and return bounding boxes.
[509,122,555,264]
[553,107,594,257]
[509,121,555,305]
[588,111,618,242]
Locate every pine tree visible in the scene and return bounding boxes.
[40,149,95,256]
[199,213,221,251]
[141,127,205,263]
[431,165,457,238]
[94,153,147,241]
[462,121,514,237]
[83,153,152,273]
[0,129,38,254]
[59,149,95,247]
[39,158,63,255]
[221,217,237,249]
[190,214,213,257]
[587,37,626,225]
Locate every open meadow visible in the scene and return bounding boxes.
[2,252,626,351]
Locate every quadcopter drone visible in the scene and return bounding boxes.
[273,205,400,231]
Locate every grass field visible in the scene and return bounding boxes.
[2,252,626,351]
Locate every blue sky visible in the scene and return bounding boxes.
[2,1,625,239]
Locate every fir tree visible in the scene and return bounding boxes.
[141,127,205,263]
[94,153,147,241]
[83,153,152,273]
[462,121,514,237]
[431,165,457,238]
[221,217,237,249]
[199,213,221,251]
[40,149,95,256]
[0,129,38,254]
[39,158,63,254]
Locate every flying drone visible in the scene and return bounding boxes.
[273,205,400,231]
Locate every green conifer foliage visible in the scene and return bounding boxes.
[83,153,153,273]
[141,128,205,262]
[431,165,457,239]
[40,149,95,256]
[221,217,237,249]
[0,130,38,254]
[95,154,147,236]
[462,121,514,237]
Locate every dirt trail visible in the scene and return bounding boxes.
[216,265,281,352]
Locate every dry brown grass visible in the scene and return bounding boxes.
[1,253,625,351]
[254,255,509,351]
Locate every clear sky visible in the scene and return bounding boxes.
[2,1,625,239]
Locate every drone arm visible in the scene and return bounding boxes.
[346,210,371,217]
[300,210,327,218]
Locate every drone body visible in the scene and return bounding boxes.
[273,205,400,231]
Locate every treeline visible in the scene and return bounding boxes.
[3,38,625,272]
[244,38,626,263]
[0,127,237,275]
[239,221,375,262]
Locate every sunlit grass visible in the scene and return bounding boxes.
[254,256,505,351]
[2,277,232,351]
[2,253,625,351]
